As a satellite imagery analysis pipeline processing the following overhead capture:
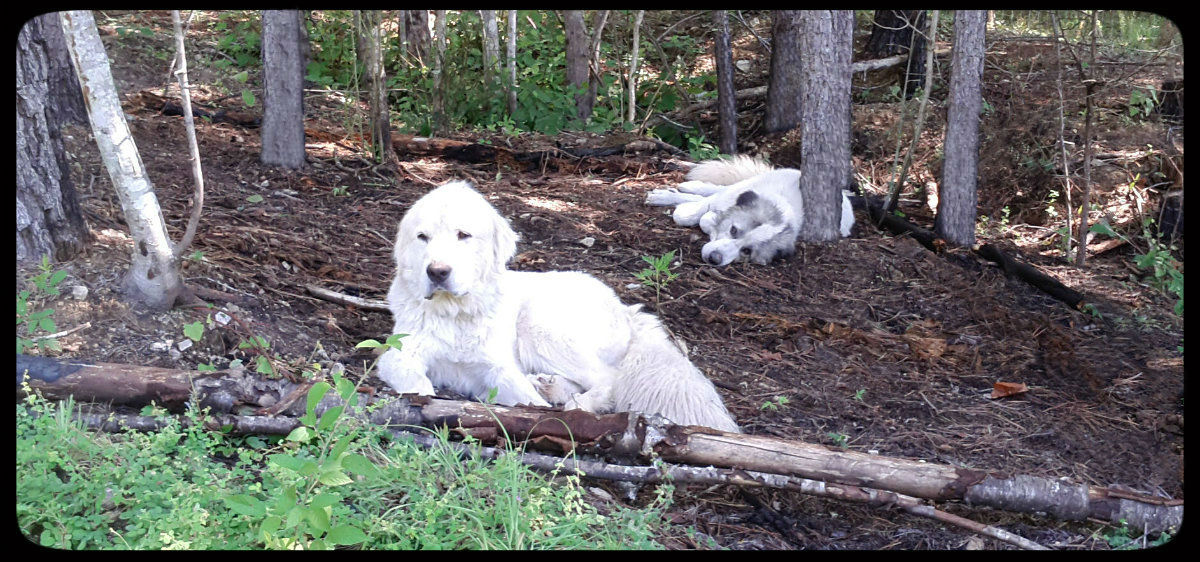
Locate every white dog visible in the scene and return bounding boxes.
[375,181,740,433]
[645,156,855,266]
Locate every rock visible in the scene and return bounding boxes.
[214,311,231,326]
[177,339,193,351]
[735,59,752,73]
[71,285,88,300]
[579,236,595,248]
[150,341,170,352]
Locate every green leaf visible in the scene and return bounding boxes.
[286,426,314,443]
[305,505,331,533]
[342,453,376,476]
[39,317,56,333]
[310,493,341,510]
[306,381,332,420]
[318,469,353,487]
[327,524,367,545]
[317,406,343,432]
[268,453,306,472]
[223,494,266,517]
[242,89,256,107]
[255,356,274,375]
[246,194,264,204]
[183,321,205,342]
[354,339,382,349]
[197,363,217,373]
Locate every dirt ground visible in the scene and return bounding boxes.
[21,11,1183,550]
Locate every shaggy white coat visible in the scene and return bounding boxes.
[376,181,740,432]
[645,156,854,266]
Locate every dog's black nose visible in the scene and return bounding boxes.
[426,263,452,283]
[705,252,723,265]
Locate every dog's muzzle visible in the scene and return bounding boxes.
[424,262,454,298]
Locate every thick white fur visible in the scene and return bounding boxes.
[645,157,854,266]
[376,181,740,432]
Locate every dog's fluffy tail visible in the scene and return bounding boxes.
[685,155,774,186]
[614,305,741,433]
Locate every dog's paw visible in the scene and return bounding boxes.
[376,349,435,396]
[529,374,584,405]
[644,189,681,206]
[673,201,709,226]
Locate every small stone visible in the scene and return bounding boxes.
[579,236,595,248]
[735,59,752,73]
[214,311,231,326]
[150,341,170,352]
[71,285,89,300]
[177,339,193,351]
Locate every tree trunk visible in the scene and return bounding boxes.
[402,10,431,65]
[431,10,448,134]
[16,13,91,264]
[865,10,928,98]
[765,10,803,133]
[506,10,519,116]
[585,10,610,123]
[357,10,389,160]
[18,354,1183,535]
[798,11,854,242]
[713,10,737,154]
[564,10,592,121]
[59,10,185,310]
[934,10,986,247]
[481,10,500,79]
[626,10,644,125]
[260,10,307,169]
[168,10,205,259]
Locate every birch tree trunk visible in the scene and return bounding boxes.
[357,10,389,160]
[798,10,854,242]
[481,10,500,81]
[765,10,803,133]
[59,10,185,310]
[934,10,986,247]
[713,10,737,154]
[506,10,518,116]
[625,10,644,124]
[260,10,307,169]
[17,12,91,264]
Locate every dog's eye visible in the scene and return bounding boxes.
[417,233,428,242]
[729,226,740,237]
[457,231,472,240]
[740,247,751,255]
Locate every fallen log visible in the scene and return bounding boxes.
[17,355,1181,534]
[860,196,1088,310]
[390,134,686,173]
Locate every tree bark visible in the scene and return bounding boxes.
[403,10,431,66]
[357,10,389,160]
[626,10,644,125]
[16,13,91,264]
[481,10,500,80]
[564,10,592,121]
[59,10,185,310]
[798,11,854,242]
[865,10,929,98]
[935,10,986,247]
[712,10,737,154]
[765,10,803,133]
[18,354,1182,534]
[260,10,307,169]
[506,10,519,116]
[169,10,205,260]
[431,10,448,134]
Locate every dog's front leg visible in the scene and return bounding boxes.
[564,384,615,414]
[375,346,436,396]
[487,366,552,407]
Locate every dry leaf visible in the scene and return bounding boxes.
[990,381,1029,399]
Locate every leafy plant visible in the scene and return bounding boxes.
[17,256,69,355]
[827,432,849,449]
[634,250,680,305]
[760,395,790,412]
[1128,87,1158,119]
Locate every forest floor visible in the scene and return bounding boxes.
[20,11,1184,549]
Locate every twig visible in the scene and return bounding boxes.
[304,284,389,311]
[883,10,939,216]
[32,321,92,342]
[169,10,206,261]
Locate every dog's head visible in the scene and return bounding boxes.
[393,181,518,300]
[700,190,795,266]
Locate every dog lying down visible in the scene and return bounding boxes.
[375,181,740,433]
[645,156,855,266]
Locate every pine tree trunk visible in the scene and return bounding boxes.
[481,10,500,80]
[935,10,986,247]
[865,10,928,98]
[798,11,854,242]
[260,10,307,169]
[16,13,91,264]
[431,10,448,134]
[765,10,803,133]
[713,10,737,154]
[404,10,431,65]
[59,10,184,310]
[564,10,592,121]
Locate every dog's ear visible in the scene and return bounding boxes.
[490,210,519,268]
[735,190,759,207]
